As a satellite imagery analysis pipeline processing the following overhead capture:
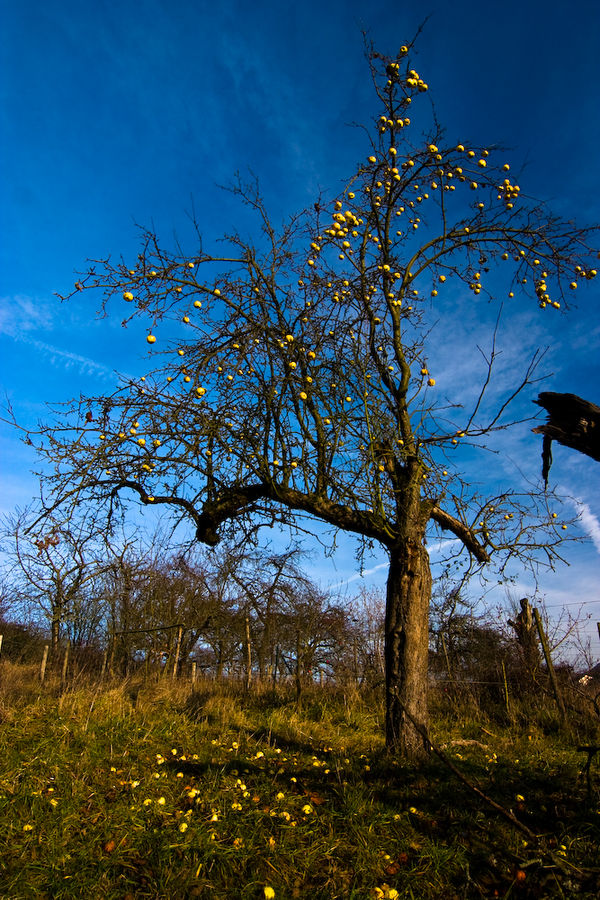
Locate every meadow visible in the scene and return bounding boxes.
[0,664,598,899]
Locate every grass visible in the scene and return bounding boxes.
[0,665,598,899]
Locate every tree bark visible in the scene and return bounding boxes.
[51,612,61,653]
[508,597,540,683]
[385,533,432,759]
[533,392,600,484]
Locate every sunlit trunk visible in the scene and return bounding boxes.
[385,531,432,760]
[51,611,61,653]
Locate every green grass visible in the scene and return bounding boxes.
[0,669,598,899]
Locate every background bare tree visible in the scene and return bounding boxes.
[1,506,109,654]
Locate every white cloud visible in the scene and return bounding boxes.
[570,496,600,555]
[333,561,389,589]
[26,338,118,382]
[0,295,54,337]
[427,537,463,558]
[0,296,120,383]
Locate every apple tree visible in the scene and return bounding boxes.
[32,43,599,758]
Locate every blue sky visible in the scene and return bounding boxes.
[1,0,599,656]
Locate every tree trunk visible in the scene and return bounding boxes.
[51,613,61,653]
[385,534,432,760]
[508,597,540,684]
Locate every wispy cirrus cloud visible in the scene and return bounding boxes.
[569,496,600,555]
[25,337,118,382]
[333,561,389,590]
[427,537,463,558]
[0,294,55,337]
[0,295,120,382]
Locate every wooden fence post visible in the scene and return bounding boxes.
[99,644,109,682]
[107,634,115,678]
[39,645,49,683]
[172,626,183,681]
[533,607,569,729]
[440,632,452,680]
[244,615,252,691]
[0,634,3,657]
[191,661,197,685]
[61,643,70,687]
[501,659,511,719]
[295,630,302,701]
